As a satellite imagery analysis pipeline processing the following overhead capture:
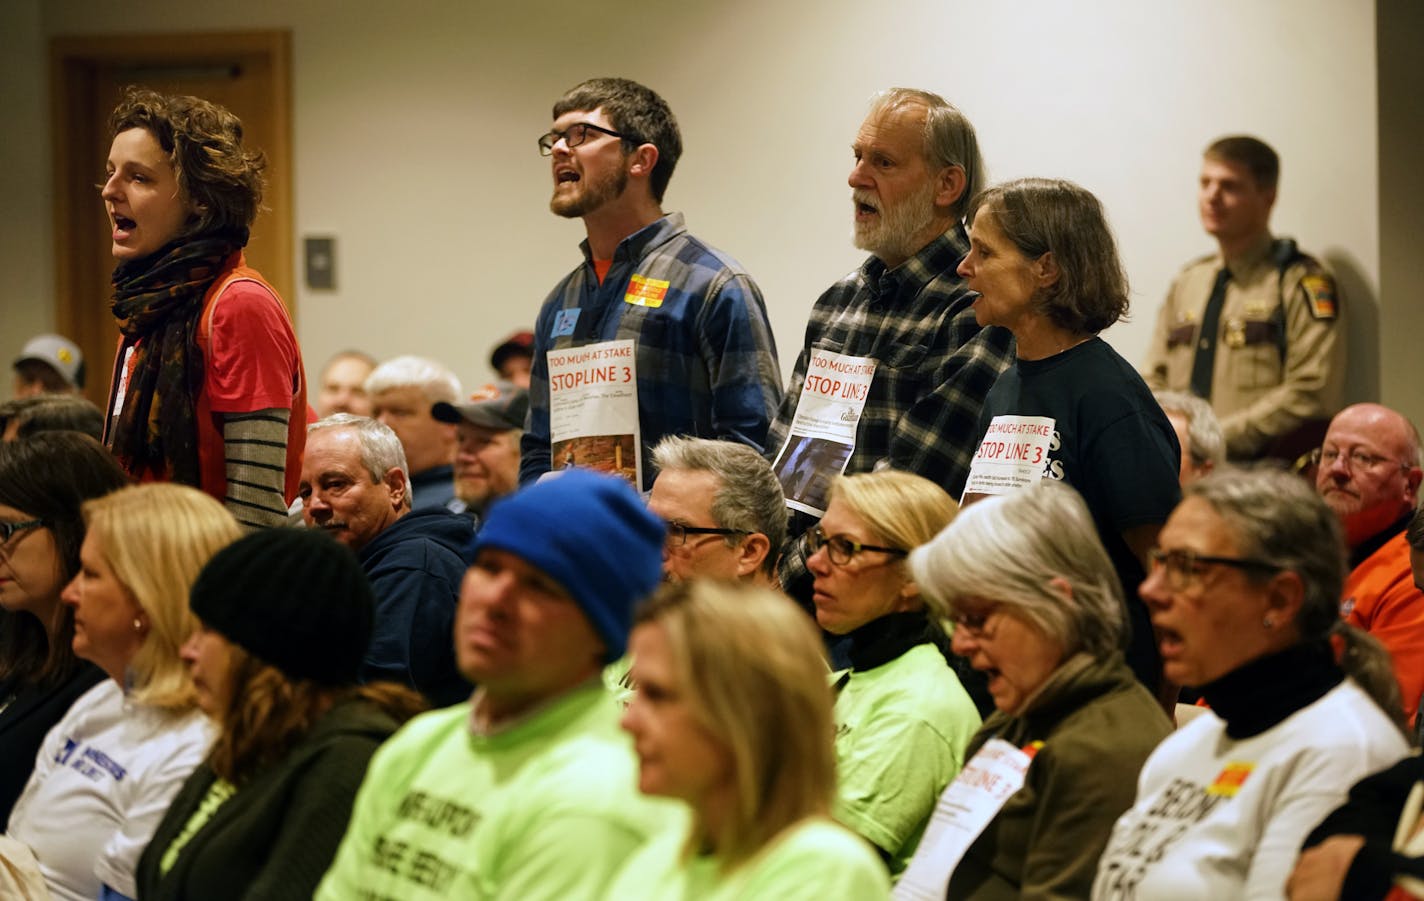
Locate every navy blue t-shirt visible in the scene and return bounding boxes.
[968,337,1182,690]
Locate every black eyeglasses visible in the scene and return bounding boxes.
[665,522,749,548]
[1147,547,1283,591]
[537,122,642,156]
[1308,447,1412,474]
[0,518,43,545]
[806,527,906,566]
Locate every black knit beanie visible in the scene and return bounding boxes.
[189,527,375,686]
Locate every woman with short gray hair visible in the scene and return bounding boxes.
[1092,468,1410,900]
[956,177,1181,698]
[903,479,1171,899]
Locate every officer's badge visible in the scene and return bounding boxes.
[1300,275,1338,321]
[1223,318,1247,348]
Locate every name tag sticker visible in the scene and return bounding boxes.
[551,308,580,338]
[624,274,669,308]
[1206,761,1254,797]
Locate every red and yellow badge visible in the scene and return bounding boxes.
[624,274,670,308]
[1206,761,1254,797]
[1300,274,1337,321]
[1020,740,1045,760]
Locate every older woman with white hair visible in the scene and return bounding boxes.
[901,479,1171,899]
[1092,468,1410,900]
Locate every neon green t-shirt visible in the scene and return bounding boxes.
[315,681,684,900]
[831,642,981,874]
[607,816,890,899]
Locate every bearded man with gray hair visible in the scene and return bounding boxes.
[765,87,1014,602]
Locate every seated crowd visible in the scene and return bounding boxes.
[2,74,1421,901]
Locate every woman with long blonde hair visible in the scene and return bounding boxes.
[4,483,239,901]
[610,580,890,898]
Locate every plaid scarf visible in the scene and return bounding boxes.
[107,232,244,486]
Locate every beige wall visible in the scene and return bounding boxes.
[1378,0,1424,429]
[1,0,1387,411]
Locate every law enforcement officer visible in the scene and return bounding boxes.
[1143,136,1344,462]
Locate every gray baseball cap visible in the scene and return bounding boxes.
[431,380,529,431]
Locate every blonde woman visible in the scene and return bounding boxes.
[809,471,981,874]
[4,484,239,901]
[610,580,889,898]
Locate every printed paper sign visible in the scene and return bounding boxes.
[771,350,876,516]
[546,339,641,487]
[893,738,1036,900]
[963,415,1057,496]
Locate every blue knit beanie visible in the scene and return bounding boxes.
[470,469,663,662]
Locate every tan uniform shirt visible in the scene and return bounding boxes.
[1142,233,1344,459]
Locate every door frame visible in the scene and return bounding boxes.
[49,30,292,405]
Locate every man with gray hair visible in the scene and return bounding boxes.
[648,435,787,586]
[300,414,472,706]
[765,87,1014,599]
[1154,390,1225,487]
[366,354,462,511]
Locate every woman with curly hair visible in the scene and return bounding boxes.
[100,87,306,528]
[135,527,426,901]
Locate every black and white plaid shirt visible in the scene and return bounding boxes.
[767,225,1015,589]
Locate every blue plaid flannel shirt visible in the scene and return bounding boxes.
[521,213,782,490]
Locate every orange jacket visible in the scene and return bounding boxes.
[1343,530,1424,724]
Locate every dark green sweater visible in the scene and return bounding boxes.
[135,698,402,901]
[945,653,1173,900]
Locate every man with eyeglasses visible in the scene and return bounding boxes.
[763,87,1013,604]
[1315,402,1424,723]
[522,77,781,491]
[646,436,786,586]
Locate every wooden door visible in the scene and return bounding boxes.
[50,32,292,408]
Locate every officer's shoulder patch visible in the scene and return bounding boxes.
[1298,272,1338,321]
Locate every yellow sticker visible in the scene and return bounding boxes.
[1300,274,1337,320]
[624,274,670,308]
[1206,761,1254,797]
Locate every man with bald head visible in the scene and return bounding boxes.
[1316,402,1424,723]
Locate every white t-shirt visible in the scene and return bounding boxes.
[1091,679,1409,900]
[5,680,214,900]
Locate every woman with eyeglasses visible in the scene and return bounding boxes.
[610,579,890,899]
[807,470,981,876]
[0,433,129,831]
[1090,468,1410,900]
[902,479,1171,899]
[3,483,240,901]
[956,178,1180,699]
